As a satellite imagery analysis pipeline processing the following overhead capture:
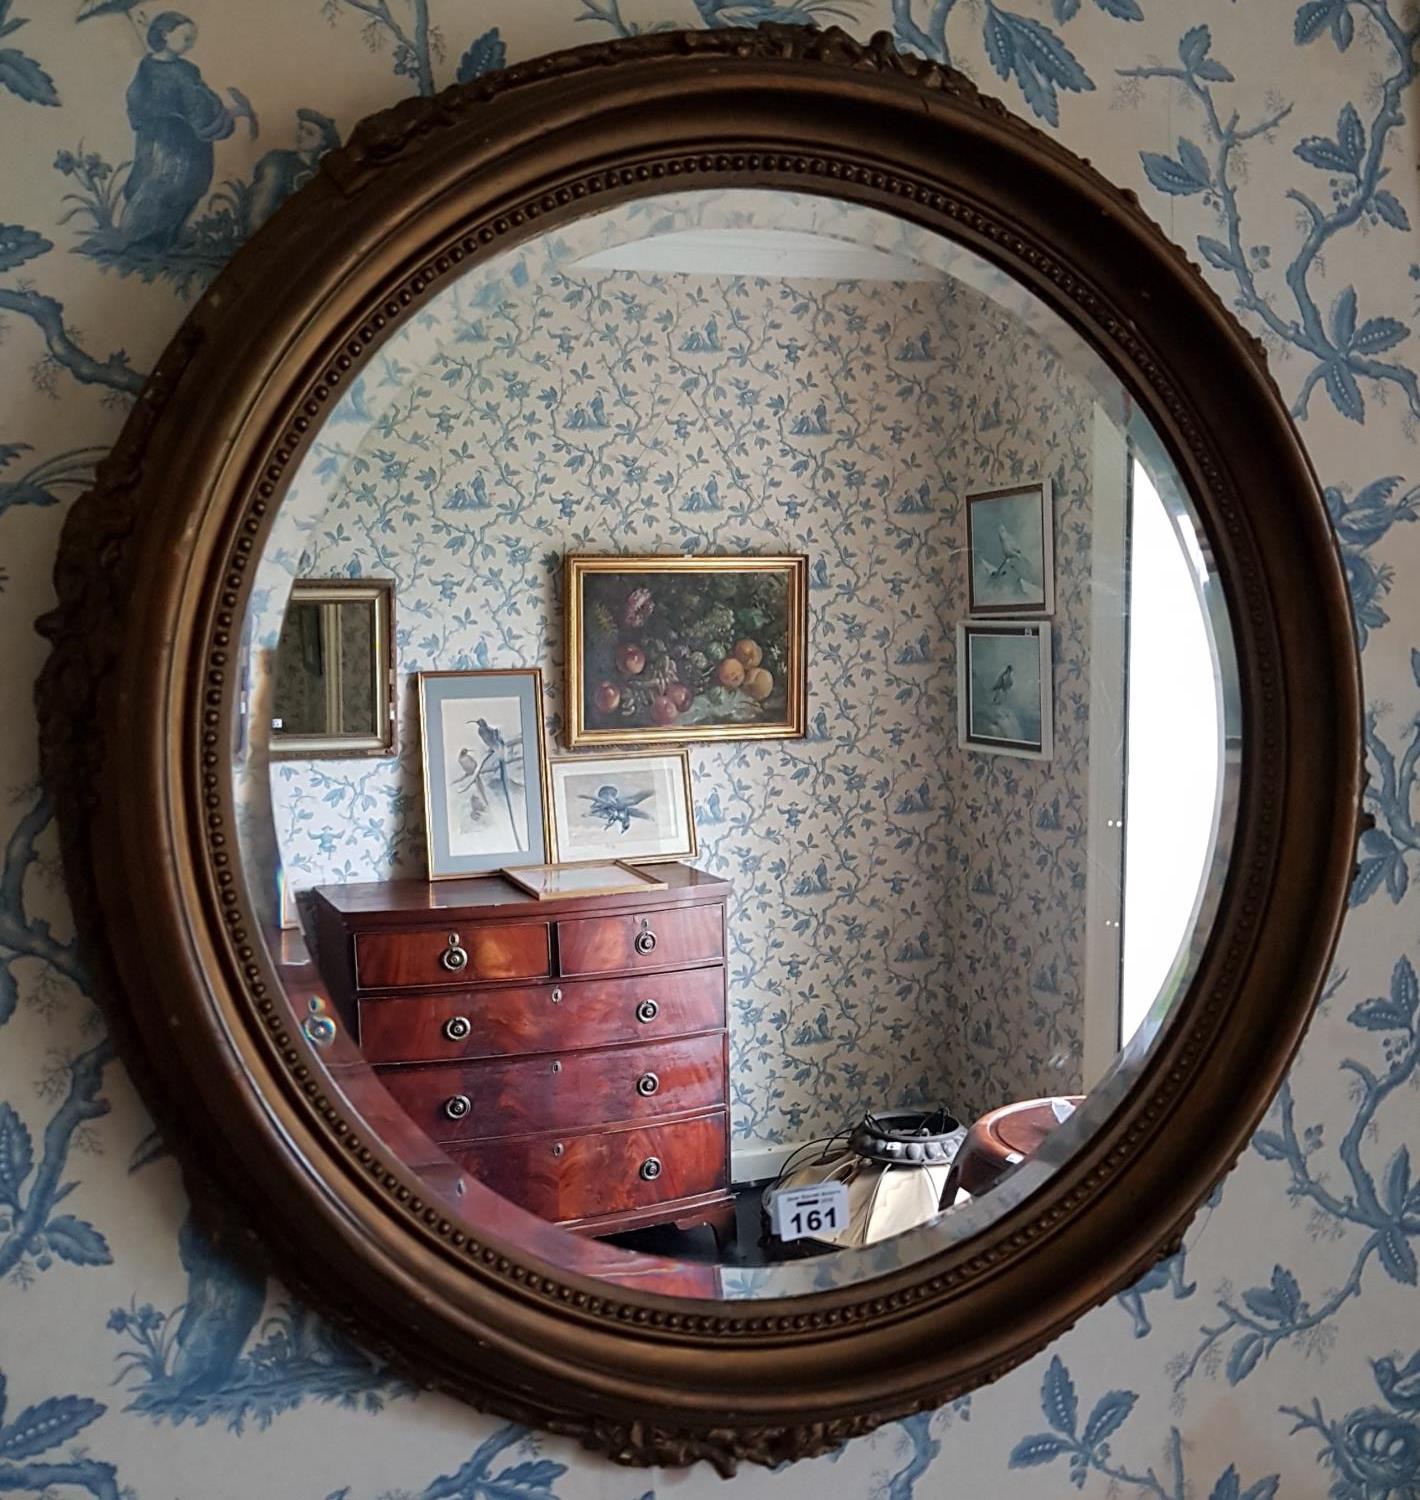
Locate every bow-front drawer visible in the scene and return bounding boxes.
[447,1111,728,1223]
[557,903,722,978]
[377,1032,725,1141]
[357,966,726,1064]
[353,922,549,990]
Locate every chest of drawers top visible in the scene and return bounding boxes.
[310,864,730,999]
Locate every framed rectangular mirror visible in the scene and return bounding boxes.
[271,578,394,758]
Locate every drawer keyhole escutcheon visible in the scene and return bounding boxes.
[443,1015,472,1042]
[551,987,563,1004]
[441,933,469,973]
[634,922,657,956]
[551,1143,564,1158]
[637,1071,660,1097]
[636,999,659,1024]
[550,1059,562,1074]
[639,1156,662,1182]
[444,1094,471,1121]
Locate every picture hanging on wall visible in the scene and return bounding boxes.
[965,480,1055,616]
[957,620,1054,761]
[417,669,552,879]
[564,554,808,747]
[548,749,698,865]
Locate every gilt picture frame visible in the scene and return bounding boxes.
[957,620,1054,760]
[548,748,697,865]
[965,481,1054,617]
[565,554,808,747]
[417,669,552,879]
[500,861,669,902]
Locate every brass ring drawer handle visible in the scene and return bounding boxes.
[443,1094,472,1121]
[634,928,657,956]
[443,1015,472,1042]
[441,933,469,972]
[635,999,659,1024]
[639,1156,662,1182]
[636,1071,660,1097]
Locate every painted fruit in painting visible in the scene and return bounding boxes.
[579,567,792,733]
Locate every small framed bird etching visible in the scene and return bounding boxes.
[547,748,698,866]
[417,669,553,879]
[957,621,1053,761]
[965,480,1054,617]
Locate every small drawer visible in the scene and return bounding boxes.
[557,903,722,978]
[357,966,726,1064]
[446,1112,728,1223]
[353,922,549,990]
[377,1032,725,1142]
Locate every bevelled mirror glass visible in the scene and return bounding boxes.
[270,578,394,757]
[237,186,1241,1298]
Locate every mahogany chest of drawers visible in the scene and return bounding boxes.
[309,865,735,1242]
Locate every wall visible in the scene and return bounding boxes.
[0,4,1416,1499]
[262,264,1096,1154]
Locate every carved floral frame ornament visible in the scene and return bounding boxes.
[35,26,1362,1474]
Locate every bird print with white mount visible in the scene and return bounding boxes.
[580,783,655,836]
[452,716,527,850]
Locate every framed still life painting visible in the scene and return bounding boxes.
[417,669,552,879]
[957,621,1054,761]
[564,554,808,747]
[548,749,697,865]
[965,480,1054,616]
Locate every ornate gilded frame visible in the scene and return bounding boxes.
[564,553,809,747]
[547,747,699,864]
[36,27,1362,1473]
[269,576,395,759]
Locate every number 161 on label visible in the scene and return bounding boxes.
[769,1181,850,1243]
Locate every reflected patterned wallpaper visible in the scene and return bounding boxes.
[1,4,1418,1498]
[264,267,1096,1152]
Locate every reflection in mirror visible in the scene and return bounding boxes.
[238,188,1241,1301]
[270,578,394,757]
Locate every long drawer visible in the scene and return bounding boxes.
[377,1032,726,1141]
[557,903,722,977]
[445,1111,727,1223]
[357,966,725,1064]
[354,921,549,990]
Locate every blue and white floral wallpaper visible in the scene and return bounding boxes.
[2,3,1418,1498]
[261,264,1097,1156]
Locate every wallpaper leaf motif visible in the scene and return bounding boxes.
[0,0,57,107]
[1172,956,1420,1393]
[1118,7,1420,424]
[0,1371,119,1498]
[1009,1356,1281,1497]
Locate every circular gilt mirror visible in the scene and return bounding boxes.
[38,27,1361,1471]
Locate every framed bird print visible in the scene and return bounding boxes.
[957,621,1053,761]
[965,481,1054,616]
[417,669,552,880]
[548,749,697,865]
